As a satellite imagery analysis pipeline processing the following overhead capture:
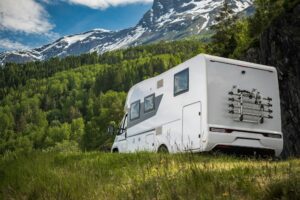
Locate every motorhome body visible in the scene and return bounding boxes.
[111,54,283,156]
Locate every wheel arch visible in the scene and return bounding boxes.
[157,144,169,153]
[112,147,119,153]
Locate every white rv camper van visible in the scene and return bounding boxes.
[111,54,283,156]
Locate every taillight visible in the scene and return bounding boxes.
[263,133,282,139]
[209,127,232,133]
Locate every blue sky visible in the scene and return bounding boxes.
[0,0,153,52]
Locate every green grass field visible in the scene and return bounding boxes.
[0,151,299,200]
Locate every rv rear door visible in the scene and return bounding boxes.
[206,60,281,133]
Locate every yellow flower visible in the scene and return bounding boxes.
[222,192,229,196]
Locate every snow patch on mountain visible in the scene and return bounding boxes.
[92,28,112,32]
[63,32,94,48]
[233,0,253,12]
[93,26,146,53]
[184,0,223,14]
[156,9,176,28]
[200,13,210,32]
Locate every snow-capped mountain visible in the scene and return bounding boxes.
[0,0,254,65]
[134,0,253,44]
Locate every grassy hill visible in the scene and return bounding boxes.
[0,2,299,199]
[0,0,297,155]
[0,151,299,200]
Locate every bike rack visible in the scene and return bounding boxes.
[228,86,273,124]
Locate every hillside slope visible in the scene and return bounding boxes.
[0,152,299,199]
[0,1,299,157]
[0,41,206,153]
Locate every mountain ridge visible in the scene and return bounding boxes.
[0,0,254,65]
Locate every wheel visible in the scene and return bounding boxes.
[157,145,169,153]
[112,148,119,153]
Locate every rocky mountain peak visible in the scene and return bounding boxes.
[152,0,192,13]
[139,0,192,28]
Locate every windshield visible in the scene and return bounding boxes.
[118,114,128,135]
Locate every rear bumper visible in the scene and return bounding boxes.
[205,131,283,156]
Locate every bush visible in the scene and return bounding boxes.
[264,177,300,200]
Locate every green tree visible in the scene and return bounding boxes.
[82,91,126,150]
[45,123,71,147]
[210,0,237,57]
[0,107,14,133]
[231,19,251,58]
[71,118,85,143]
[0,39,207,153]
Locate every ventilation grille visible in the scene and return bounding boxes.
[157,79,164,89]
[156,126,162,135]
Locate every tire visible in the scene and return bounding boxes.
[157,145,169,153]
[112,148,119,153]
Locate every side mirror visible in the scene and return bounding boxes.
[119,128,126,134]
[107,125,115,135]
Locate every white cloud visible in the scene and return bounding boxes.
[0,0,54,34]
[0,39,31,50]
[65,0,153,9]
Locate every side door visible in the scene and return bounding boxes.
[182,102,202,151]
[145,132,155,152]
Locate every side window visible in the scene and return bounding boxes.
[174,68,189,96]
[144,94,155,113]
[130,100,140,121]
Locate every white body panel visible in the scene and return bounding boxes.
[112,54,283,156]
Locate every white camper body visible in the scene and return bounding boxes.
[111,54,283,156]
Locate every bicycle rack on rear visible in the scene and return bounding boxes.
[228,86,273,124]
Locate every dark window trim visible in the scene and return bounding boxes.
[127,128,156,138]
[174,68,189,96]
[127,94,163,129]
[144,93,155,113]
[130,100,140,121]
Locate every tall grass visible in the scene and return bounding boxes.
[0,151,299,200]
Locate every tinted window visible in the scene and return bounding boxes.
[130,101,140,120]
[174,68,189,96]
[144,94,155,112]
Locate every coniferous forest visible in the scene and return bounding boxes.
[0,41,205,153]
[0,1,300,199]
[0,0,298,154]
